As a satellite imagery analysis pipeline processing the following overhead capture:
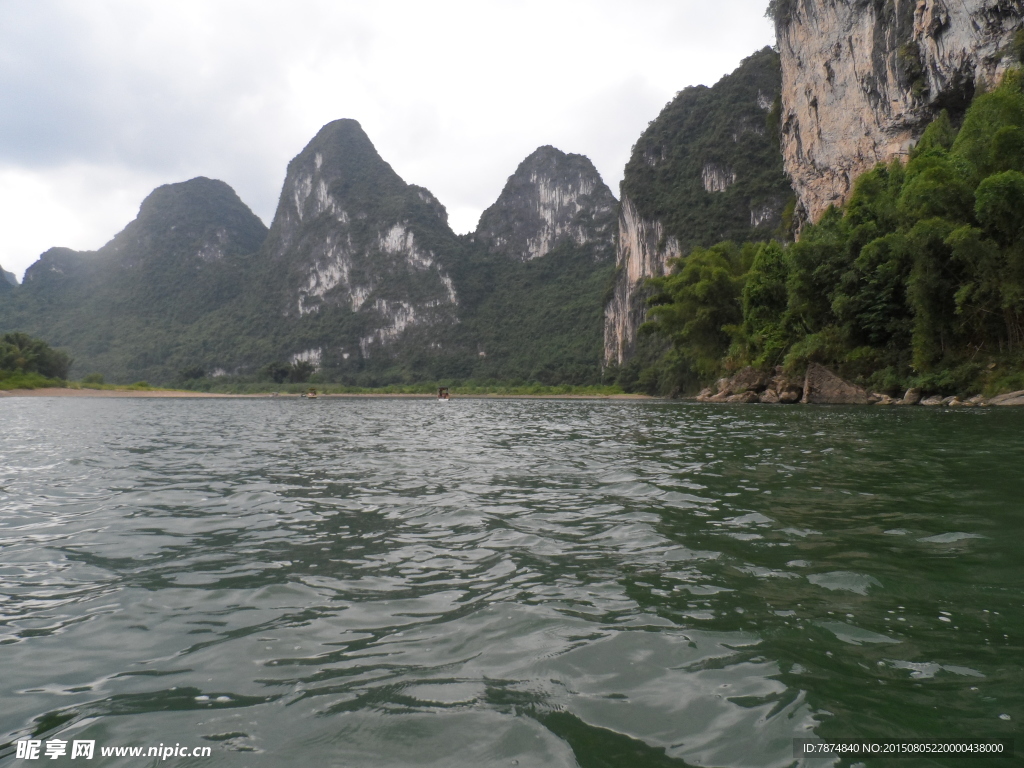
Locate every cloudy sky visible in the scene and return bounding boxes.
[1,1,775,279]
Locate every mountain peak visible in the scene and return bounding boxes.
[475,146,617,261]
[105,177,268,266]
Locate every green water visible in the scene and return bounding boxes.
[0,398,1020,767]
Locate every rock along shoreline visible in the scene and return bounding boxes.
[695,364,1024,407]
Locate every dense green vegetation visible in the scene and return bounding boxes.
[0,331,71,389]
[607,47,794,393]
[634,71,1024,397]
[622,47,794,252]
[764,0,797,26]
[448,240,614,386]
[0,177,613,389]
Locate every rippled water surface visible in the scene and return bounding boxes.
[1,398,1021,767]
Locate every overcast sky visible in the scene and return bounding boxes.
[0,1,775,280]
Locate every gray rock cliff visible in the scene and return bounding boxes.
[774,0,1024,223]
[603,197,682,366]
[474,146,617,262]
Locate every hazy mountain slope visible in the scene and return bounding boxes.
[0,178,268,381]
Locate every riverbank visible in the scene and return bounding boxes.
[0,387,654,400]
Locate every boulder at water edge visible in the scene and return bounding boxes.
[801,363,868,405]
[989,390,1024,406]
[900,388,923,405]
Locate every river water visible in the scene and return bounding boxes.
[0,398,1020,767]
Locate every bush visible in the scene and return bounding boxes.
[178,365,206,381]
[0,332,72,379]
[81,373,105,385]
[288,360,315,383]
[260,361,291,384]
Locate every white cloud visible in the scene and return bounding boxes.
[0,0,775,279]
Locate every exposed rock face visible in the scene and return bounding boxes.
[802,363,869,404]
[775,0,1024,223]
[463,147,616,384]
[697,365,803,403]
[475,146,617,262]
[901,387,924,405]
[260,119,461,361]
[726,366,769,393]
[603,196,681,365]
[989,389,1024,405]
[701,164,737,193]
[603,48,793,366]
[3,119,616,385]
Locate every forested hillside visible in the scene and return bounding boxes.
[622,46,794,252]
[0,178,268,383]
[636,70,1024,397]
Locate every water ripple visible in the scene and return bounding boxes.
[1,398,1021,766]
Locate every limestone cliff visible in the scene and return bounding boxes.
[604,48,793,365]
[1,265,15,288]
[774,0,1024,223]
[603,198,682,366]
[474,146,617,262]
[260,119,461,365]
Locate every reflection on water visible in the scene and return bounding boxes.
[0,398,1021,766]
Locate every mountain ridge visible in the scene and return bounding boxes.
[0,123,618,385]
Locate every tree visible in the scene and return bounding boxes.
[260,361,291,383]
[0,332,72,379]
[905,219,961,369]
[178,365,206,381]
[643,242,747,376]
[974,170,1024,247]
[288,360,315,383]
[741,241,790,366]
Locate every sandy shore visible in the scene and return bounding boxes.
[0,387,249,398]
[1,387,653,400]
